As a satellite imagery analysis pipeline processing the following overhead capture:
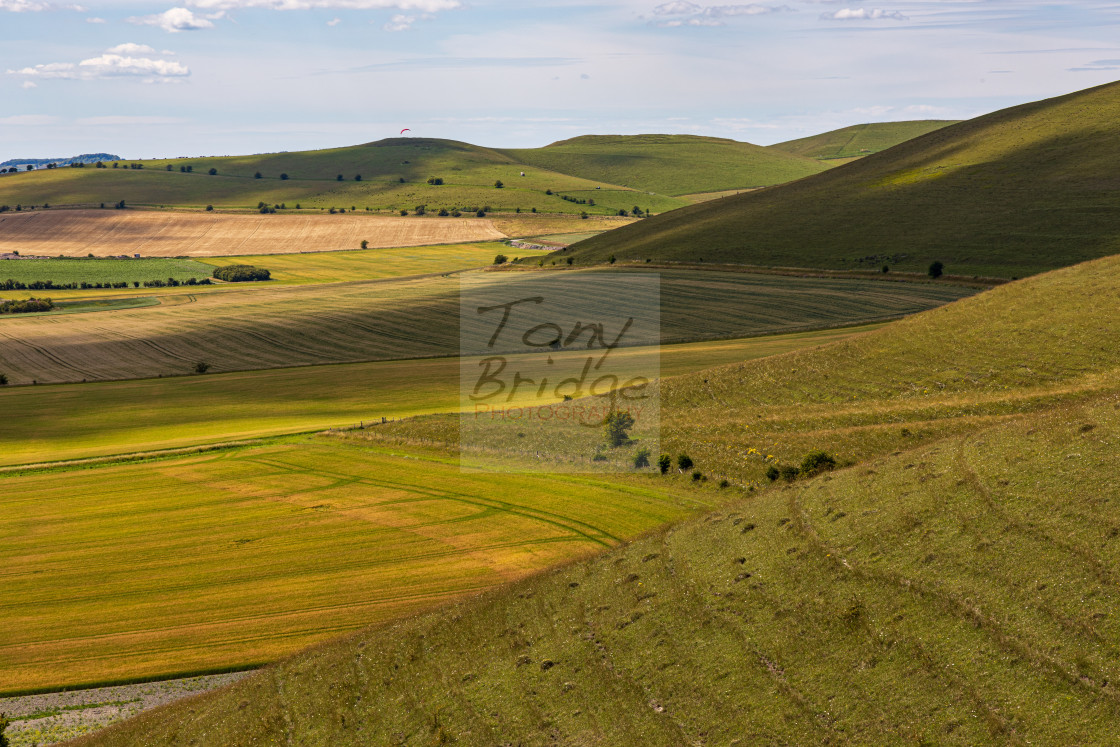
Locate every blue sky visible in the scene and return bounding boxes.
[2,0,1119,158]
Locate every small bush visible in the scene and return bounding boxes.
[427,177,443,185]
[493,254,508,265]
[361,240,369,249]
[209,167,218,175]
[765,465,780,481]
[254,172,262,179]
[494,180,503,188]
[719,479,730,489]
[206,204,214,211]
[0,374,7,386]
[779,465,800,482]
[634,448,651,469]
[800,450,837,477]
[928,260,944,278]
[881,265,889,273]
[194,361,210,374]
[657,454,671,474]
[677,454,693,471]
[691,470,702,482]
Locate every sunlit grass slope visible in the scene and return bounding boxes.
[769,120,960,160]
[503,134,828,196]
[569,81,1120,277]
[82,254,1120,745]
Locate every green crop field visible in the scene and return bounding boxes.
[79,252,1120,747]
[0,324,884,467]
[503,134,827,197]
[570,81,1120,278]
[0,438,711,694]
[769,120,960,160]
[0,258,212,286]
[0,267,975,384]
[199,242,505,285]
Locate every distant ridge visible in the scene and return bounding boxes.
[769,120,959,160]
[0,153,120,169]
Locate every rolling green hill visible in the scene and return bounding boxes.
[770,120,960,160]
[0,134,827,218]
[0,138,683,216]
[567,80,1120,278]
[78,254,1120,745]
[502,134,829,196]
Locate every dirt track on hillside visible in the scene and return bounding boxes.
[0,210,506,257]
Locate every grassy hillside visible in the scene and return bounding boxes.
[503,134,828,196]
[79,255,1120,745]
[0,138,682,216]
[770,120,960,160]
[568,81,1120,278]
[0,134,824,217]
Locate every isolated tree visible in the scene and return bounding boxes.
[209,167,218,175]
[476,209,486,217]
[354,174,362,181]
[186,165,193,172]
[400,209,408,216]
[604,410,635,447]
[168,164,174,171]
[206,204,214,211]
[254,171,262,179]
[493,254,508,265]
[280,173,289,180]
[0,373,7,386]
[494,179,503,189]
[337,174,344,181]
[633,448,651,469]
[194,361,210,374]
[360,239,369,249]
[928,260,944,278]
[677,453,693,471]
[657,454,671,474]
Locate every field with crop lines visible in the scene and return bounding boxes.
[0,438,705,694]
[0,210,505,257]
[0,268,976,385]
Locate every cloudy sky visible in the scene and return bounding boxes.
[2,0,1119,158]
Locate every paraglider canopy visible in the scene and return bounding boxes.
[400,128,411,135]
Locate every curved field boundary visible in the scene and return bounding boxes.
[0,210,506,257]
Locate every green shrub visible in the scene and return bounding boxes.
[0,297,53,314]
[493,254,508,265]
[765,465,780,481]
[194,361,210,374]
[361,240,369,249]
[657,454,671,474]
[634,448,651,469]
[213,265,271,282]
[0,712,9,747]
[928,260,944,278]
[691,470,703,482]
[0,374,7,386]
[779,465,800,482]
[677,454,693,471]
[800,450,837,476]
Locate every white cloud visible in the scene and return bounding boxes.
[105,43,158,55]
[20,80,37,88]
[820,8,907,21]
[129,7,216,32]
[653,1,791,26]
[8,51,191,81]
[0,0,51,11]
[85,15,105,22]
[383,12,413,30]
[327,15,340,24]
[188,0,460,10]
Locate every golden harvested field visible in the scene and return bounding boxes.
[0,269,975,385]
[0,438,704,693]
[489,213,635,237]
[0,209,505,257]
[0,324,884,468]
